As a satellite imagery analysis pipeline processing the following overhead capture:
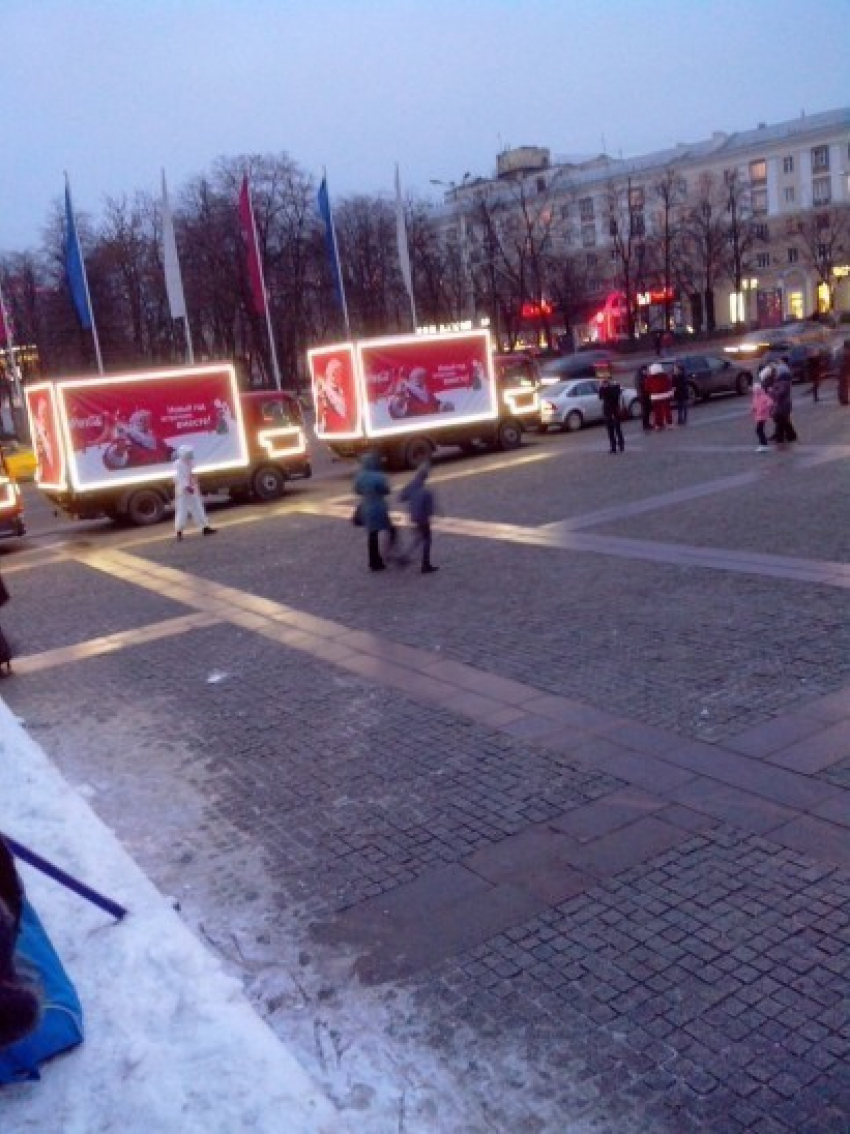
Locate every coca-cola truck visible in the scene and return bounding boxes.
[25,363,311,526]
[308,328,539,469]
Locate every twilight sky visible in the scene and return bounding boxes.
[2,0,847,253]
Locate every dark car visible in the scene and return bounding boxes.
[787,343,833,385]
[673,354,753,402]
[539,350,616,387]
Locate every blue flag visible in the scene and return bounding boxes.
[64,181,93,331]
[317,176,349,332]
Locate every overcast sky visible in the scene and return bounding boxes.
[2,0,847,253]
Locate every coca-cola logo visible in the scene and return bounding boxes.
[70,414,103,429]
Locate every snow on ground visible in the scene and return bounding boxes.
[0,698,343,1133]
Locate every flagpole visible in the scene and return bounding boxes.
[395,164,417,331]
[64,173,104,374]
[160,170,195,365]
[321,168,351,339]
[241,175,282,391]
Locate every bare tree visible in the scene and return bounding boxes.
[677,173,727,333]
[605,175,646,340]
[794,204,850,314]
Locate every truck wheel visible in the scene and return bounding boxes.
[125,488,167,527]
[736,372,751,395]
[252,464,286,501]
[403,437,433,469]
[497,419,523,450]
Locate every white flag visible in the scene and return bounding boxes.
[395,164,417,327]
[161,171,187,320]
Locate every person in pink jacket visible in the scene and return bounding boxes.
[751,375,774,452]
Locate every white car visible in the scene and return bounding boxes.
[539,378,641,432]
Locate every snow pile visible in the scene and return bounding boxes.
[0,699,342,1133]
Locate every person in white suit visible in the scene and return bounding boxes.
[173,445,216,540]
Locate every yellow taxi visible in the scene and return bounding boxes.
[1,443,37,482]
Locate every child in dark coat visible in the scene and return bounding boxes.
[399,461,438,574]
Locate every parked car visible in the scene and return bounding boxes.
[539,377,641,432]
[538,350,617,387]
[672,354,753,401]
[0,450,25,538]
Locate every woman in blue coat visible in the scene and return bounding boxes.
[353,451,398,571]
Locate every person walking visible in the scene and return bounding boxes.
[635,366,652,431]
[353,451,398,572]
[672,362,689,426]
[807,350,824,403]
[751,376,773,452]
[173,446,217,540]
[399,460,438,573]
[839,340,850,406]
[598,372,625,453]
[771,359,798,445]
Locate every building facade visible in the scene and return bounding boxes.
[433,108,850,344]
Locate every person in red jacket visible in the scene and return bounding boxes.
[646,363,673,430]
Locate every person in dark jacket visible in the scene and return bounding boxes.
[0,838,40,1050]
[399,460,438,573]
[598,374,624,453]
[672,362,689,426]
[839,340,850,406]
[353,451,398,571]
[772,360,798,445]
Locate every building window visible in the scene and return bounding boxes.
[632,212,645,237]
[585,253,597,268]
[749,159,767,182]
[813,176,831,205]
[610,248,619,262]
[787,247,799,264]
[581,224,596,248]
[536,176,546,194]
[560,204,570,221]
[784,187,795,204]
[811,145,829,172]
[676,176,688,197]
[756,252,770,269]
[818,244,829,261]
[782,156,794,174]
[579,197,594,222]
[752,188,768,213]
[629,186,644,209]
[754,222,769,240]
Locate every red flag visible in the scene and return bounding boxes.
[238,175,267,317]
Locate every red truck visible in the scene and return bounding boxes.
[308,329,539,469]
[25,363,311,526]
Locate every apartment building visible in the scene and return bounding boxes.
[434,107,850,340]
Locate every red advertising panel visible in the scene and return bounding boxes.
[25,383,67,490]
[358,330,496,436]
[56,365,247,491]
[308,344,360,440]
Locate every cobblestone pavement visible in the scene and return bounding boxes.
[1,391,848,1131]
